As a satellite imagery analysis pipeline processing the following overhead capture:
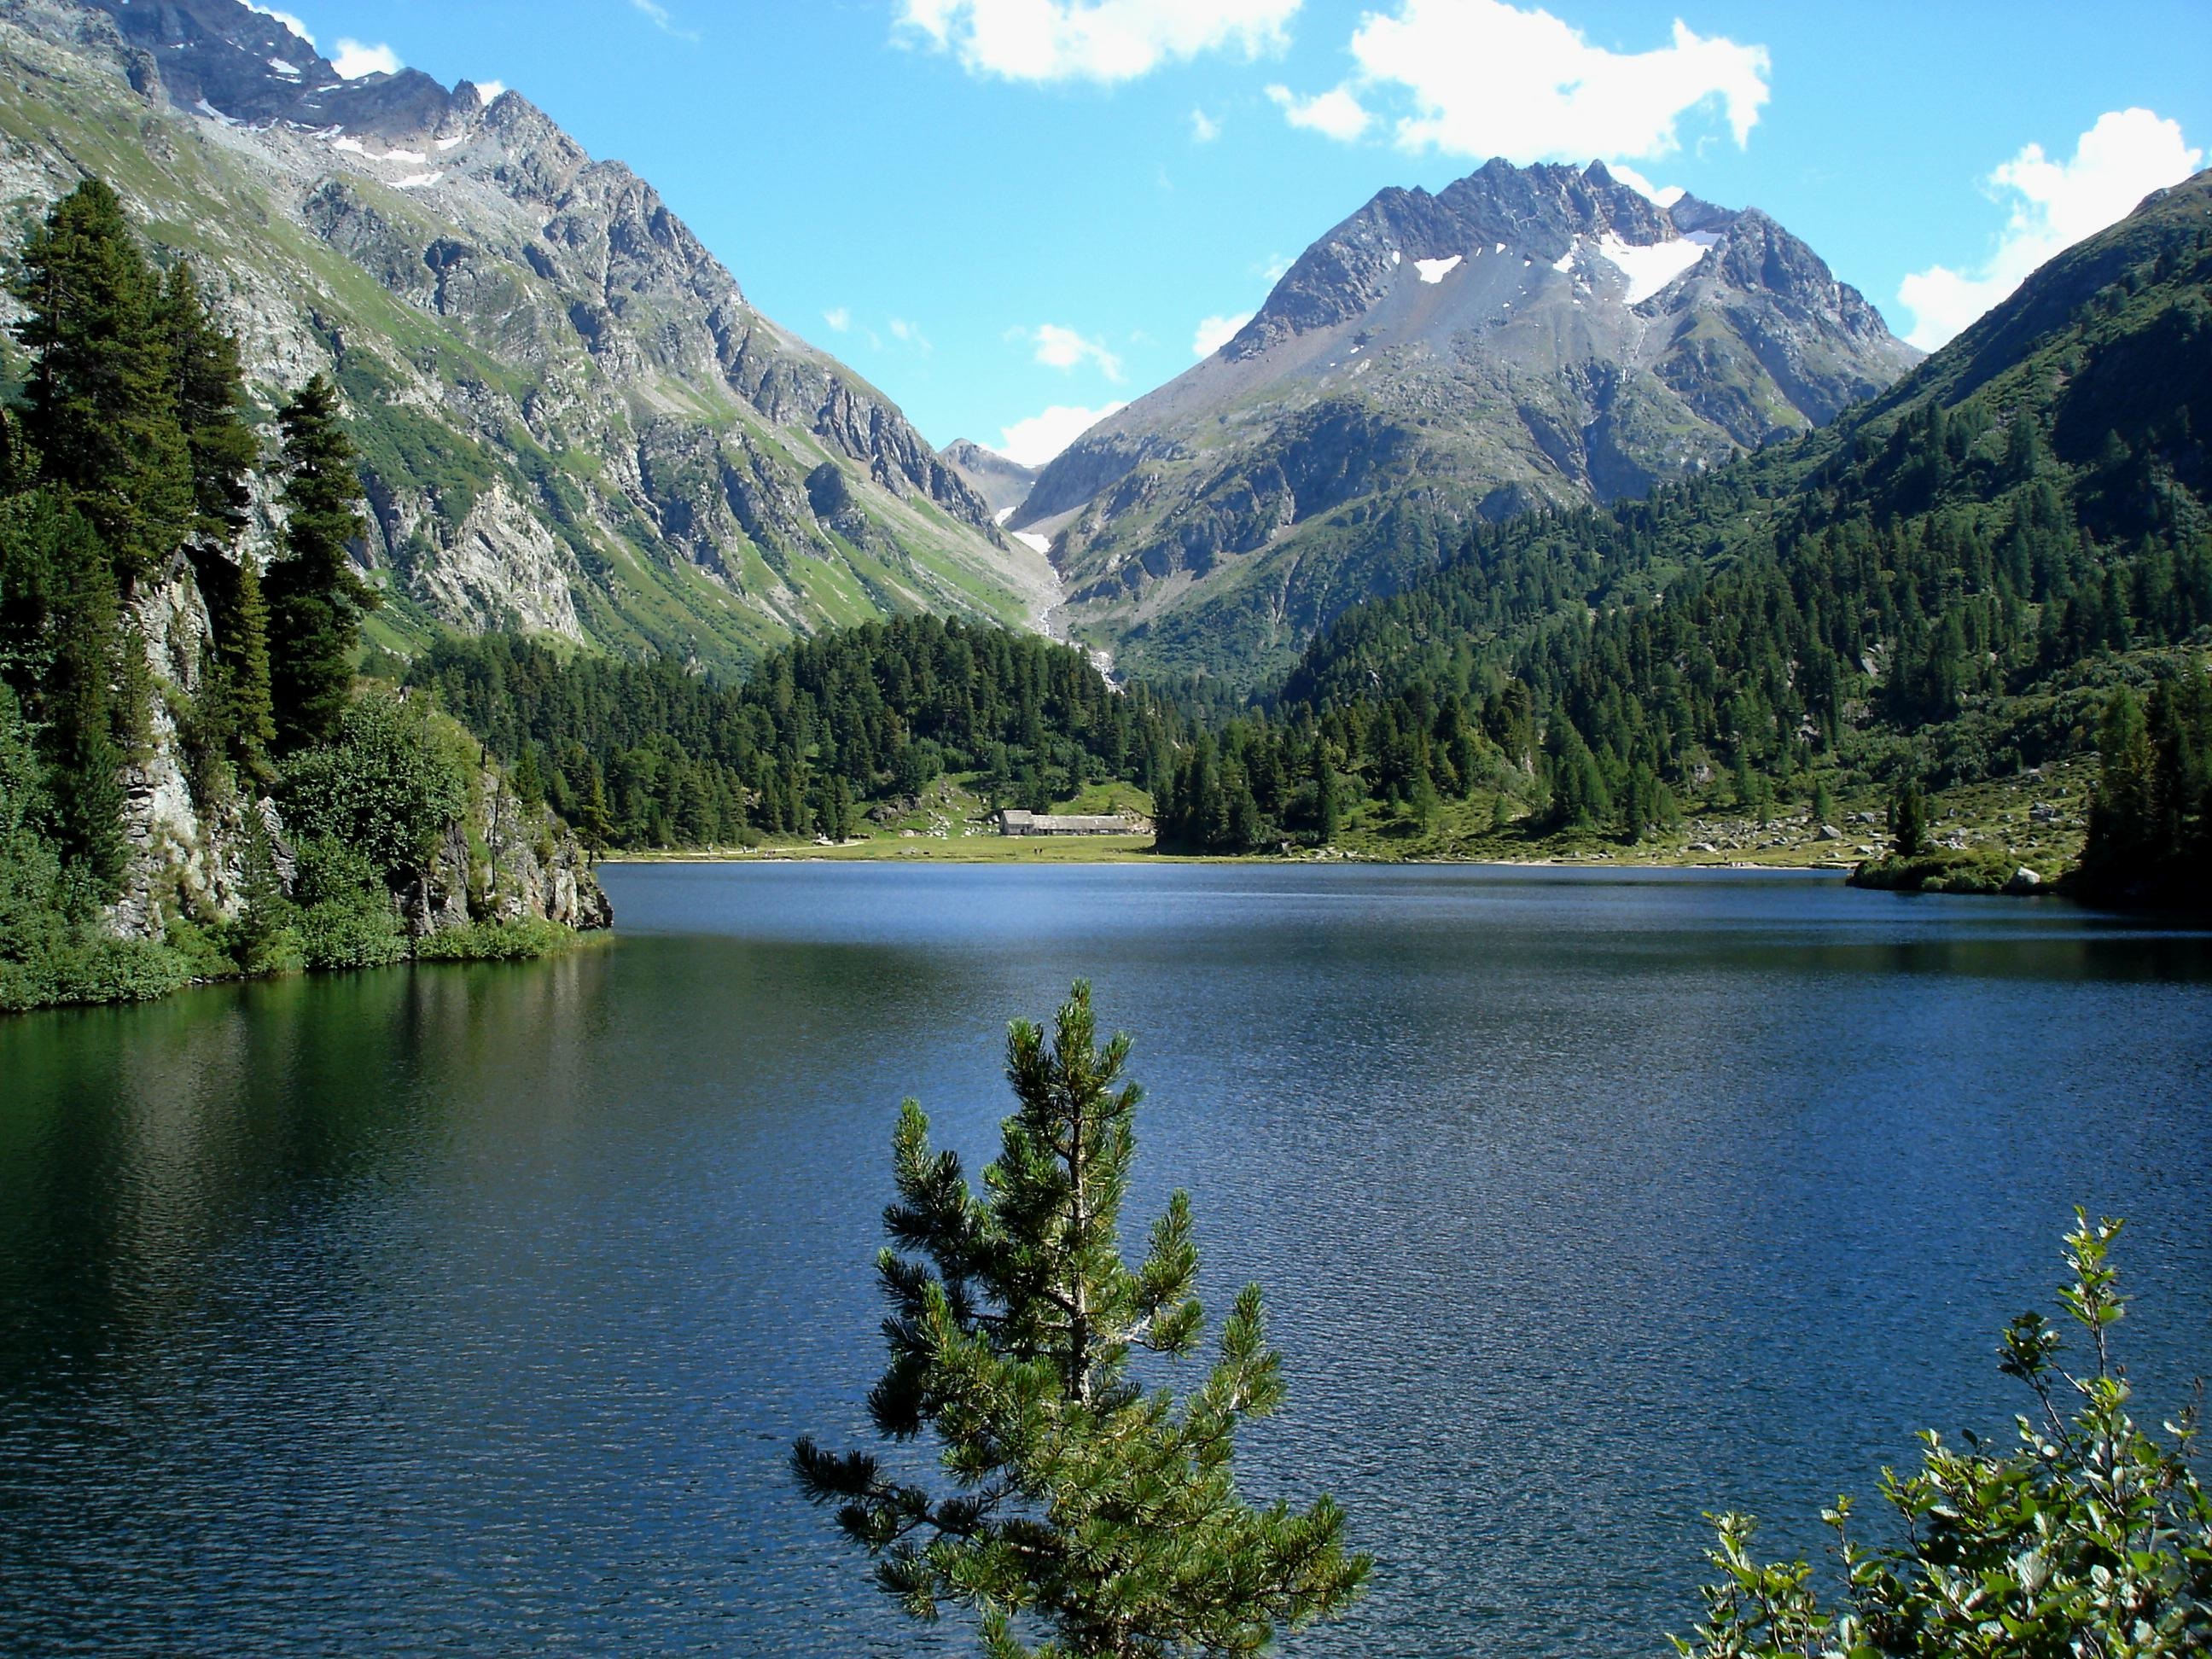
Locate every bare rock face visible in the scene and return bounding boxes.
[106,558,258,938]
[941,440,1045,523]
[0,0,1048,674]
[1021,158,1921,687]
[107,557,608,947]
[399,768,612,940]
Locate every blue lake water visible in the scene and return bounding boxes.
[3,863,2209,1655]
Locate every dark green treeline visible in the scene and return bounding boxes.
[408,617,1180,849]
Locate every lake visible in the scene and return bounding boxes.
[3,863,2209,1656]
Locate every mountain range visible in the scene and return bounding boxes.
[0,0,1938,694]
[0,0,1054,672]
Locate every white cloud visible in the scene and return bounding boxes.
[1606,161,1682,206]
[823,306,853,333]
[331,38,401,79]
[1030,323,1124,381]
[888,317,934,352]
[630,0,701,40]
[1191,311,1253,357]
[1272,0,1768,163]
[1898,108,2202,351]
[1190,108,1222,143]
[1266,82,1371,141]
[1256,252,1293,282]
[246,3,315,48]
[474,79,507,103]
[896,0,1300,84]
[996,403,1128,467]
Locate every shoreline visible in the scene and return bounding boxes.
[600,841,1866,874]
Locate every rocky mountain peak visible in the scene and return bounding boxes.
[1022,154,1920,688]
[941,440,1044,522]
[1230,155,1724,362]
[90,0,469,137]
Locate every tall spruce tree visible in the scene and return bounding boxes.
[795,983,1369,1657]
[265,375,373,753]
[160,260,257,553]
[0,493,127,891]
[216,550,276,786]
[10,179,191,589]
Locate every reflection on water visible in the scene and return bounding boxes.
[3,864,2208,1656]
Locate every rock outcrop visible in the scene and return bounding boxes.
[108,556,608,946]
[942,439,1045,522]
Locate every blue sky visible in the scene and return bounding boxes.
[267,1,2209,463]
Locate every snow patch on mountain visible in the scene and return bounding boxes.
[1413,254,1461,284]
[1593,234,1708,305]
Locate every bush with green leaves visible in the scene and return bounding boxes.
[1676,1212,2210,1659]
[288,836,407,972]
[277,692,469,887]
[795,982,1370,1658]
[412,917,572,962]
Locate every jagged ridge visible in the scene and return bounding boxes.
[1020,158,1919,690]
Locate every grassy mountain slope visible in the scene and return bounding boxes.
[0,0,1051,675]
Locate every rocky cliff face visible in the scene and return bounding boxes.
[942,439,1044,522]
[1020,158,1920,687]
[109,554,608,946]
[0,0,1050,672]
[399,762,613,939]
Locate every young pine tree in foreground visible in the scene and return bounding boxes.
[795,982,1369,1657]
[1676,1211,2210,1658]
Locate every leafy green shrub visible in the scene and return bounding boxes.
[1851,847,2026,894]
[1675,1212,2210,1658]
[277,692,469,886]
[290,836,406,971]
[413,917,570,962]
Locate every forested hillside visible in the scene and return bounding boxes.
[1152,171,2212,869]
[409,617,1179,849]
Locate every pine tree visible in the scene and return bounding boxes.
[265,375,373,752]
[221,551,276,786]
[0,493,127,889]
[161,260,257,553]
[795,983,1370,1657]
[10,179,192,588]
[1313,740,1339,845]
[1888,777,1930,859]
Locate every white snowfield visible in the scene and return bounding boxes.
[1413,254,1461,285]
[329,135,430,168]
[392,172,442,189]
[1592,233,1708,306]
[1013,532,1052,556]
